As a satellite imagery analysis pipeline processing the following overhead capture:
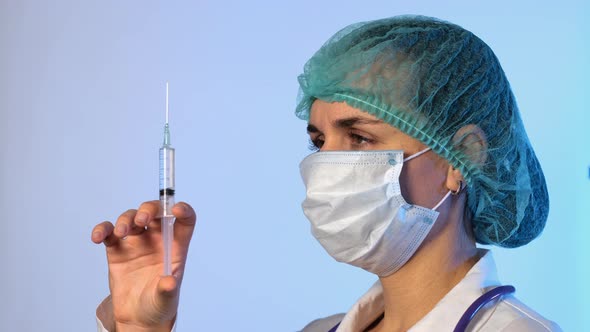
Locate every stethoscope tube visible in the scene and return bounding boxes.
[327,285,515,332]
[453,285,515,332]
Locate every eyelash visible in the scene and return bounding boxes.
[308,138,321,152]
[308,132,374,151]
[350,133,373,146]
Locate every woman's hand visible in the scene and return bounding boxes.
[91,201,196,331]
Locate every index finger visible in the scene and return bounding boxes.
[135,200,161,227]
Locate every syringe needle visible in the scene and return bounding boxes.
[163,82,171,146]
[165,82,169,124]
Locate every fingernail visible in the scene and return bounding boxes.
[174,203,186,214]
[92,231,102,239]
[136,211,148,225]
[116,224,128,235]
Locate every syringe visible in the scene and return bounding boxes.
[159,82,175,276]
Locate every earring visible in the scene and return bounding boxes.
[451,180,465,196]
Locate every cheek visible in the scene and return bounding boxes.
[399,159,448,208]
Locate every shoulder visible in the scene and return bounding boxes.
[474,296,562,332]
[299,313,345,332]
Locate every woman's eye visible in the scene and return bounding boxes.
[350,133,372,145]
[308,138,323,151]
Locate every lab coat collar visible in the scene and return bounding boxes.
[336,249,501,332]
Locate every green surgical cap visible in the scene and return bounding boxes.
[295,15,548,248]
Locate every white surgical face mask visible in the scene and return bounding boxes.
[299,148,451,277]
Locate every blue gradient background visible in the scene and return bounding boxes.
[1,1,588,331]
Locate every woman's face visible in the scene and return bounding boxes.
[307,100,451,208]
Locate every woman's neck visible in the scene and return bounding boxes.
[371,205,480,332]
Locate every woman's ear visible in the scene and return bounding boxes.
[445,124,488,193]
[452,124,488,166]
[446,166,465,194]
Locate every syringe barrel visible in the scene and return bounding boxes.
[159,145,175,217]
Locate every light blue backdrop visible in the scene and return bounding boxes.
[1,0,588,331]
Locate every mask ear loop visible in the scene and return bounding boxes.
[432,181,465,211]
[451,180,465,196]
[432,191,452,211]
[403,147,431,162]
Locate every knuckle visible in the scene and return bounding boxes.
[103,222,115,232]
[140,201,160,213]
[117,210,136,224]
[95,221,109,231]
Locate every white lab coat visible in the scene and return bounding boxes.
[300,250,561,332]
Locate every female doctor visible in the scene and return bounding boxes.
[92,16,561,331]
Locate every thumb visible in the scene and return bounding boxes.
[156,275,180,318]
[172,202,197,246]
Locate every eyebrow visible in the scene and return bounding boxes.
[334,117,383,128]
[307,117,384,134]
[307,124,320,133]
